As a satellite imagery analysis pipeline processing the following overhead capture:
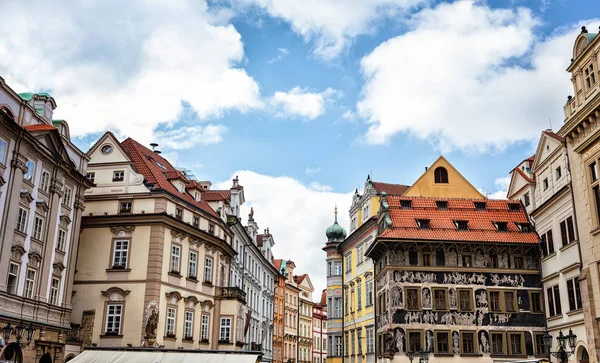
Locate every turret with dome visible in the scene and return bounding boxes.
[325,207,347,244]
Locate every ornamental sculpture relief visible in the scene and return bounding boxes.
[452,332,460,354]
[479,331,490,354]
[390,286,403,308]
[449,288,457,309]
[421,288,431,309]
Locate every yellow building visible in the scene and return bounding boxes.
[341,177,410,363]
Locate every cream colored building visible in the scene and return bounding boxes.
[558,26,600,362]
[0,78,92,362]
[71,132,244,352]
[508,130,588,362]
[296,274,314,363]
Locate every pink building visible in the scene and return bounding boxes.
[312,290,327,363]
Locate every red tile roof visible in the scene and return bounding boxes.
[257,233,271,247]
[543,129,564,142]
[23,124,56,132]
[319,290,326,306]
[274,259,283,273]
[380,196,538,244]
[294,274,307,284]
[202,190,231,202]
[120,138,219,217]
[372,181,410,196]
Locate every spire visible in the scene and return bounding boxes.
[334,205,338,223]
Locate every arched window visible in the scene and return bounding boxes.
[434,167,449,183]
[436,248,445,266]
[409,248,418,266]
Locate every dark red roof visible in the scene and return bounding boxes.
[380,196,538,244]
[319,290,326,306]
[24,124,56,132]
[543,130,564,142]
[372,181,410,196]
[120,138,218,217]
[294,274,307,284]
[274,259,282,271]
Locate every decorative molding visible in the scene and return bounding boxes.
[36,200,49,212]
[200,300,214,312]
[53,261,66,275]
[20,190,34,204]
[165,291,183,304]
[171,230,186,243]
[110,226,136,237]
[50,181,64,197]
[205,245,215,255]
[10,156,28,174]
[101,287,131,301]
[59,214,71,225]
[189,239,203,249]
[0,175,5,187]
[11,244,26,260]
[74,197,86,211]
[184,296,199,308]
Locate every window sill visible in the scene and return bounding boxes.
[459,353,482,357]
[560,241,579,252]
[434,353,454,357]
[199,339,210,344]
[541,252,557,262]
[218,340,233,345]
[100,334,123,339]
[567,308,583,316]
[591,225,600,236]
[547,314,563,322]
[183,337,194,342]
[187,277,198,283]
[106,268,131,272]
[55,249,66,256]
[168,271,182,278]
[202,281,213,287]
[164,335,177,340]
[14,230,27,238]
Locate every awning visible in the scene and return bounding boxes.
[69,350,259,363]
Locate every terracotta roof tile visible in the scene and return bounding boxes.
[202,190,231,202]
[257,233,271,247]
[382,196,538,244]
[372,181,410,196]
[120,138,219,217]
[294,274,307,284]
[23,124,56,132]
[543,129,564,142]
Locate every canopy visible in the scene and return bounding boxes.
[69,350,259,363]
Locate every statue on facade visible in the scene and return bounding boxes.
[395,329,404,353]
[145,309,159,339]
[452,332,460,354]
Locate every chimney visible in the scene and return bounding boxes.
[425,166,428,171]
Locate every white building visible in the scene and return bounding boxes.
[508,129,588,360]
[203,183,277,360]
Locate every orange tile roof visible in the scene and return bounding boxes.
[120,138,219,217]
[372,181,410,196]
[294,274,307,284]
[319,290,326,306]
[380,196,538,244]
[23,124,56,132]
[273,259,283,271]
[202,190,231,202]
[543,129,564,142]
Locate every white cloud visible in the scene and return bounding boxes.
[482,176,512,199]
[0,0,261,147]
[155,125,228,149]
[216,171,352,298]
[267,48,290,64]
[269,87,339,120]
[310,182,333,192]
[305,167,322,175]
[231,0,425,60]
[357,1,597,153]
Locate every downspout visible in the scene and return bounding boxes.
[565,143,584,271]
[342,264,346,363]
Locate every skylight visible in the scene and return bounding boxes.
[156,161,166,170]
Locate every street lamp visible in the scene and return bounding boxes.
[1,321,36,347]
[543,329,577,363]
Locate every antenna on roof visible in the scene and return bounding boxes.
[548,118,553,130]
[154,150,162,154]
[150,143,158,151]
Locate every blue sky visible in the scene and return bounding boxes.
[1,0,599,295]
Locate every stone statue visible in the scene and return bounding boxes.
[449,288,457,309]
[145,310,159,338]
[395,330,404,353]
[426,331,434,352]
[249,207,254,219]
[480,331,489,354]
[422,288,432,309]
[452,332,460,354]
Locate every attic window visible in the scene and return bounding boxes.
[434,167,449,184]
[494,222,508,232]
[508,203,520,212]
[517,223,533,232]
[156,161,166,170]
[416,219,430,230]
[454,220,468,231]
[474,202,486,210]
[400,200,412,209]
[436,201,448,210]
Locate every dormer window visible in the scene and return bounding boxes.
[436,201,448,210]
[508,203,520,212]
[194,192,201,202]
[517,222,532,232]
[401,200,412,209]
[434,167,449,184]
[454,220,468,231]
[474,202,486,210]
[113,170,124,182]
[156,161,166,170]
[119,201,132,214]
[416,219,430,229]
[494,222,508,232]
[585,63,596,89]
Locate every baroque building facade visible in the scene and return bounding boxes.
[366,158,546,362]
[508,130,589,361]
[296,274,314,363]
[558,25,600,362]
[0,79,92,362]
[71,133,245,352]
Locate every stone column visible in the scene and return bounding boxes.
[36,178,63,302]
[0,153,27,290]
[212,299,222,350]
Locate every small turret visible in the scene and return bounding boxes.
[325,207,347,244]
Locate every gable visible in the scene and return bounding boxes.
[87,132,132,164]
[300,275,314,292]
[403,156,484,199]
[27,129,75,169]
[507,169,532,199]
[532,134,562,172]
